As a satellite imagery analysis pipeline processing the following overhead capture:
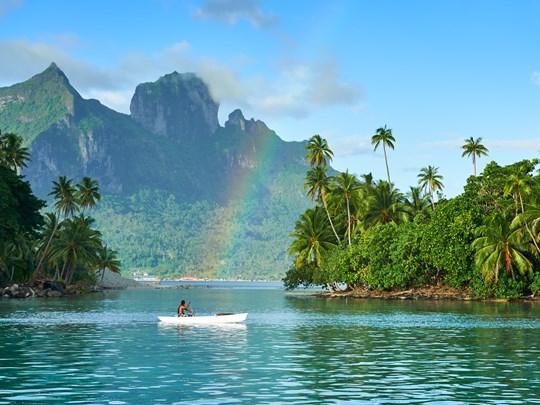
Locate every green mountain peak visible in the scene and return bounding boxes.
[0,62,79,144]
[0,64,311,280]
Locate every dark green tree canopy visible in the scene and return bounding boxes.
[0,165,45,242]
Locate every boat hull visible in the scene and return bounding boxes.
[158,313,248,324]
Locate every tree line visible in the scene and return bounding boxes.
[0,130,120,287]
[285,130,540,298]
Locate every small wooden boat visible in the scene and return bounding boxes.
[158,313,248,324]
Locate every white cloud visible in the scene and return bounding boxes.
[0,38,363,120]
[85,90,133,112]
[245,54,363,119]
[490,138,540,150]
[166,41,191,54]
[421,138,464,149]
[331,135,372,157]
[307,56,363,106]
[195,57,246,101]
[194,0,278,29]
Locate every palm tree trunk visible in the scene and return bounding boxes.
[66,265,75,285]
[59,260,69,281]
[430,188,435,210]
[518,192,540,254]
[473,155,477,176]
[383,144,392,190]
[322,195,340,244]
[32,219,60,281]
[346,197,352,246]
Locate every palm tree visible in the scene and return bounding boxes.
[330,170,361,245]
[404,186,431,219]
[76,177,101,213]
[461,137,489,176]
[33,177,79,279]
[49,217,101,285]
[363,181,407,228]
[473,210,532,284]
[304,166,340,243]
[372,125,396,188]
[503,166,540,254]
[0,131,30,174]
[95,244,121,282]
[50,176,79,219]
[288,207,336,270]
[305,134,334,168]
[418,165,444,210]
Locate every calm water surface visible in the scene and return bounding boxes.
[1,282,539,404]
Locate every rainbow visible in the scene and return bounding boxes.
[208,124,289,279]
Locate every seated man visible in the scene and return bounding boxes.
[177,300,193,317]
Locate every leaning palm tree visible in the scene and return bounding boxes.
[330,170,361,246]
[288,207,337,270]
[95,244,121,282]
[305,134,334,168]
[473,210,532,285]
[76,177,101,213]
[304,166,340,243]
[49,217,102,285]
[372,125,396,188]
[418,165,444,210]
[461,137,489,176]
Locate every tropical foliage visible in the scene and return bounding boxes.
[286,132,540,299]
[0,131,120,287]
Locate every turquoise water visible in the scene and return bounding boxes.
[1,283,540,404]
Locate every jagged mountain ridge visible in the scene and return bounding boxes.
[0,63,311,279]
[0,63,308,202]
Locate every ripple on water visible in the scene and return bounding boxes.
[1,290,539,404]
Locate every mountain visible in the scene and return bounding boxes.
[0,63,311,280]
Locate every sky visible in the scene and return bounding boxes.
[1,0,540,197]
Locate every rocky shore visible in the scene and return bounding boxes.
[1,269,140,299]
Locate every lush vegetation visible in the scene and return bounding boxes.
[0,130,120,287]
[90,189,306,280]
[285,133,540,299]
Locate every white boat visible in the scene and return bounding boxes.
[133,272,160,284]
[158,313,248,324]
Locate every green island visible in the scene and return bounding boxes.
[285,132,540,300]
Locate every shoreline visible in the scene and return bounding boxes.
[292,285,540,302]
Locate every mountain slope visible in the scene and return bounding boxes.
[0,63,311,279]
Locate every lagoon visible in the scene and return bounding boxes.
[1,283,539,404]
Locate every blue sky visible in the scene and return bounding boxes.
[1,0,540,197]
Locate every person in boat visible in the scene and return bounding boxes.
[177,300,193,317]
